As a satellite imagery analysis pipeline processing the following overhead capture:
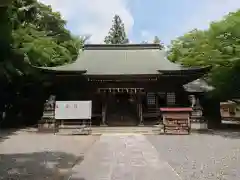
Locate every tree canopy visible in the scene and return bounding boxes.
[153,36,164,49]
[141,36,164,49]
[104,15,129,44]
[168,10,240,100]
[10,0,85,67]
[0,0,86,126]
[0,0,86,83]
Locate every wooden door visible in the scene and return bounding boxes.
[107,93,138,126]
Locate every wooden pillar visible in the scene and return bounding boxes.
[101,93,107,126]
[155,92,159,109]
[155,92,161,124]
[139,103,143,126]
[138,93,144,126]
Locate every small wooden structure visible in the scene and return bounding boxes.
[160,107,192,135]
[220,101,240,121]
[220,102,236,116]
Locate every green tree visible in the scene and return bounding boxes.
[153,36,164,49]
[104,15,129,44]
[9,0,85,67]
[0,0,86,127]
[0,0,11,7]
[0,6,11,60]
[0,1,16,80]
[34,3,71,43]
[153,36,160,43]
[168,10,240,100]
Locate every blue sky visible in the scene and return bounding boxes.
[128,0,215,43]
[40,0,240,45]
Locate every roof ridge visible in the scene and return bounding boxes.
[83,43,161,50]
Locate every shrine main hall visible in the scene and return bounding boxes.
[39,44,211,126]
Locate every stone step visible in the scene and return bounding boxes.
[90,126,162,135]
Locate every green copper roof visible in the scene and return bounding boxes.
[41,44,182,75]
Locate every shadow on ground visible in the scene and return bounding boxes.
[197,123,240,139]
[198,130,240,139]
[0,151,83,180]
[0,124,39,143]
[0,129,18,143]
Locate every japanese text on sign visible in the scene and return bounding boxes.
[56,104,78,109]
[55,101,92,119]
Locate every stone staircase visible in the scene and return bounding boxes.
[91,126,162,135]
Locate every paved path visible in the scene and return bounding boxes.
[0,129,99,180]
[70,134,181,180]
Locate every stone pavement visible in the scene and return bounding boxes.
[70,134,181,180]
[0,129,99,180]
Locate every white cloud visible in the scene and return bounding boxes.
[140,30,154,43]
[188,0,240,29]
[174,0,240,40]
[38,0,240,45]
[38,0,134,43]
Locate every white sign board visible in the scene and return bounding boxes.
[55,101,92,119]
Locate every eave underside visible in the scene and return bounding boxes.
[158,66,211,76]
[37,65,210,79]
[39,65,212,93]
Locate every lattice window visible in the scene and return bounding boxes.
[167,92,175,105]
[147,92,156,105]
[158,92,166,98]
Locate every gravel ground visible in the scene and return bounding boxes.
[147,132,240,180]
[0,129,99,180]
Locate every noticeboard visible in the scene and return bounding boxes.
[55,101,92,119]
